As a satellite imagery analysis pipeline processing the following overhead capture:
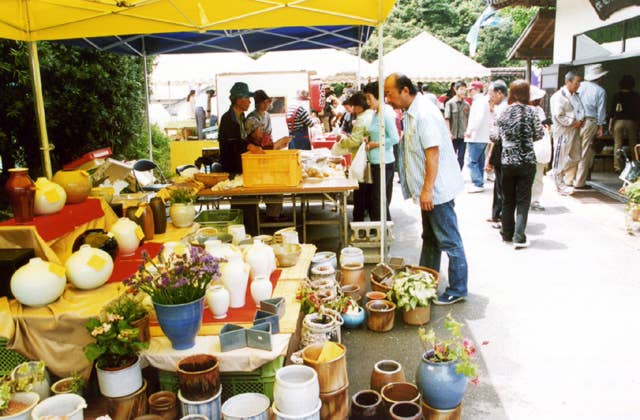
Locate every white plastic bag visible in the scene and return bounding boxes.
[348,142,368,183]
[534,129,552,164]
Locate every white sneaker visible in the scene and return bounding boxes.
[467,185,485,193]
[513,239,530,249]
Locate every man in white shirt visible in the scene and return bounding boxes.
[465,81,491,193]
[575,64,608,189]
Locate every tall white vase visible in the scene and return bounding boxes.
[250,276,273,307]
[244,239,276,279]
[221,254,250,308]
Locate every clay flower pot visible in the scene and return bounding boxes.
[365,299,396,332]
[370,360,406,392]
[380,382,421,412]
[177,354,220,401]
[350,390,384,419]
[389,401,423,420]
[402,305,431,326]
[301,342,347,394]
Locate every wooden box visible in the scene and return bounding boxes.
[241,150,302,187]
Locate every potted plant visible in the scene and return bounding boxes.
[103,292,150,343]
[338,296,365,329]
[169,188,196,228]
[415,314,487,410]
[387,268,438,325]
[0,376,40,420]
[124,246,221,350]
[84,311,149,398]
[10,361,49,401]
[50,372,86,396]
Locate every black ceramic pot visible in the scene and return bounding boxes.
[72,229,119,261]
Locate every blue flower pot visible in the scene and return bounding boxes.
[154,296,205,350]
[415,351,468,410]
[341,306,365,328]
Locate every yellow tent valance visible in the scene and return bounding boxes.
[1,0,396,41]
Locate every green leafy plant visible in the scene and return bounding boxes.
[12,361,46,393]
[103,292,148,323]
[296,284,357,315]
[418,314,488,385]
[124,245,221,305]
[169,188,196,204]
[387,268,437,311]
[67,372,86,395]
[84,312,148,369]
[624,181,640,204]
[0,376,14,413]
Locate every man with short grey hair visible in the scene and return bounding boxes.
[550,71,585,195]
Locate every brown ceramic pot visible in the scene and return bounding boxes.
[350,389,384,419]
[370,360,405,393]
[5,168,35,223]
[140,203,155,241]
[365,291,387,302]
[301,342,347,394]
[402,305,431,326]
[131,314,150,344]
[341,284,361,301]
[340,262,365,291]
[319,382,349,420]
[148,390,178,420]
[177,354,220,401]
[105,379,148,420]
[421,400,462,420]
[52,169,92,204]
[150,197,167,234]
[389,401,423,420]
[380,382,421,413]
[365,299,396,332]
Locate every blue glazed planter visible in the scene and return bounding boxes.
[415,351,468,410]
[154,296,205,350]
[341,306,365,328]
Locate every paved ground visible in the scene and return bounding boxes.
[308,172,640,419]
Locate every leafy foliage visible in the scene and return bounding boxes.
[84,313,148,368]
[624,180,640,203]
[169,188,196,204]
[103,292,149,324]
[386,268,438,311]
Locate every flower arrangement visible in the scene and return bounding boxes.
[84,312,149,369]
[623,181,640,204]
[103,292,148,323]
[387,268,437,311]
[296,284,357,315]
[124,245,221,305]
[418,314,488,384]
[170,188,196,204]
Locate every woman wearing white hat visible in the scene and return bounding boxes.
[530,85,551,211]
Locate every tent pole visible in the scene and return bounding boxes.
[28,41,53,179]
[142,40,153,160]
[356,43,362,89]
[377,20,386,263]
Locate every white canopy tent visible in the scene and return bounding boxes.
[364,31,491,81]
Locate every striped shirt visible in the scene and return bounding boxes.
[286,101,314,133]
[399,95,464,205]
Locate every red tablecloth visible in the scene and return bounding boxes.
[0,198,104,242]
[107,242,164,284]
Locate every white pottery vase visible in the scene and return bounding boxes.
[33,177,66,215]
[250,276,273,307]
[109,218,141,257]
[96,356,143,398]
[170,203,196,228]
[244,239,276,280]
[206,285,230,319]
[221,253,250,308]
[205,240,240,261]
[340,246,365,267]
[10,258,66,307]
[65,245,114,290]
[274,365,320,416]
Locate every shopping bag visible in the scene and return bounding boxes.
[349,142,368,182]
[534,129,552,164]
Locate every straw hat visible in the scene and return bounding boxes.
[530,85,546,101]
[584,64,608,81]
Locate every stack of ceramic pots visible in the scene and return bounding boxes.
[339,246,365,292]
[273,365,321,419]
[221,393,271,419]
[301,342,349,419]
[176,354,222,420]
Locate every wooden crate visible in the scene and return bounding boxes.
[242,150,302,187]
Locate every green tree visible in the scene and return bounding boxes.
[0,41,153,179]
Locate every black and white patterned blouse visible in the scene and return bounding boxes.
[497,103,543,166]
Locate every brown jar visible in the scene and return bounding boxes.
[149,197,167,234]
[5,168,35,223]
[140,203,155,241]
[148,391,178,420]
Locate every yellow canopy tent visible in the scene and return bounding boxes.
[1,0,395,258]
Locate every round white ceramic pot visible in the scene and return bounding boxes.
[244,239,276,279]
[206,285,230,319]
[33,177,66,215]
[109,218,141,257]
[221,254,250,308]
[170,203,196,228]
[221,393,270,420]
[274,365,320,416]
[96,356,143,398]
[10,258,66,307]
[340,246,364,267]
[65,245,114,290]
[272,399,321,420]
[30,394,86,420]
[1,392,39,420]
[250,275,273,307]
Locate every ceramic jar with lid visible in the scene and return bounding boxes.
[109,217,142,256]
[52,169,92,204]
[34,177,67,215]
[340,246,364,267]
[65,244,114,290]
[10,257,66,307]
[5,168,36,223]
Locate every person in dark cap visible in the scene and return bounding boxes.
[217,81,262,235]
[245,89,291,150]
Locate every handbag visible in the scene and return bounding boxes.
[363,151,374,184]
[349,142,368,183]
[533,129,552,164]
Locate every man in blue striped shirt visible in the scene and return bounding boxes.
[384,74,469,305]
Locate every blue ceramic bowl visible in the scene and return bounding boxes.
[342,306,365,328]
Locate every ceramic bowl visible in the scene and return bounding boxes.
[271,243,302,267]
[342,306,365,328]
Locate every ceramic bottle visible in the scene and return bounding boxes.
[5,168,35,223]
[250,275,272,307]
[221,253,250,308]
[244,239,276,279]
